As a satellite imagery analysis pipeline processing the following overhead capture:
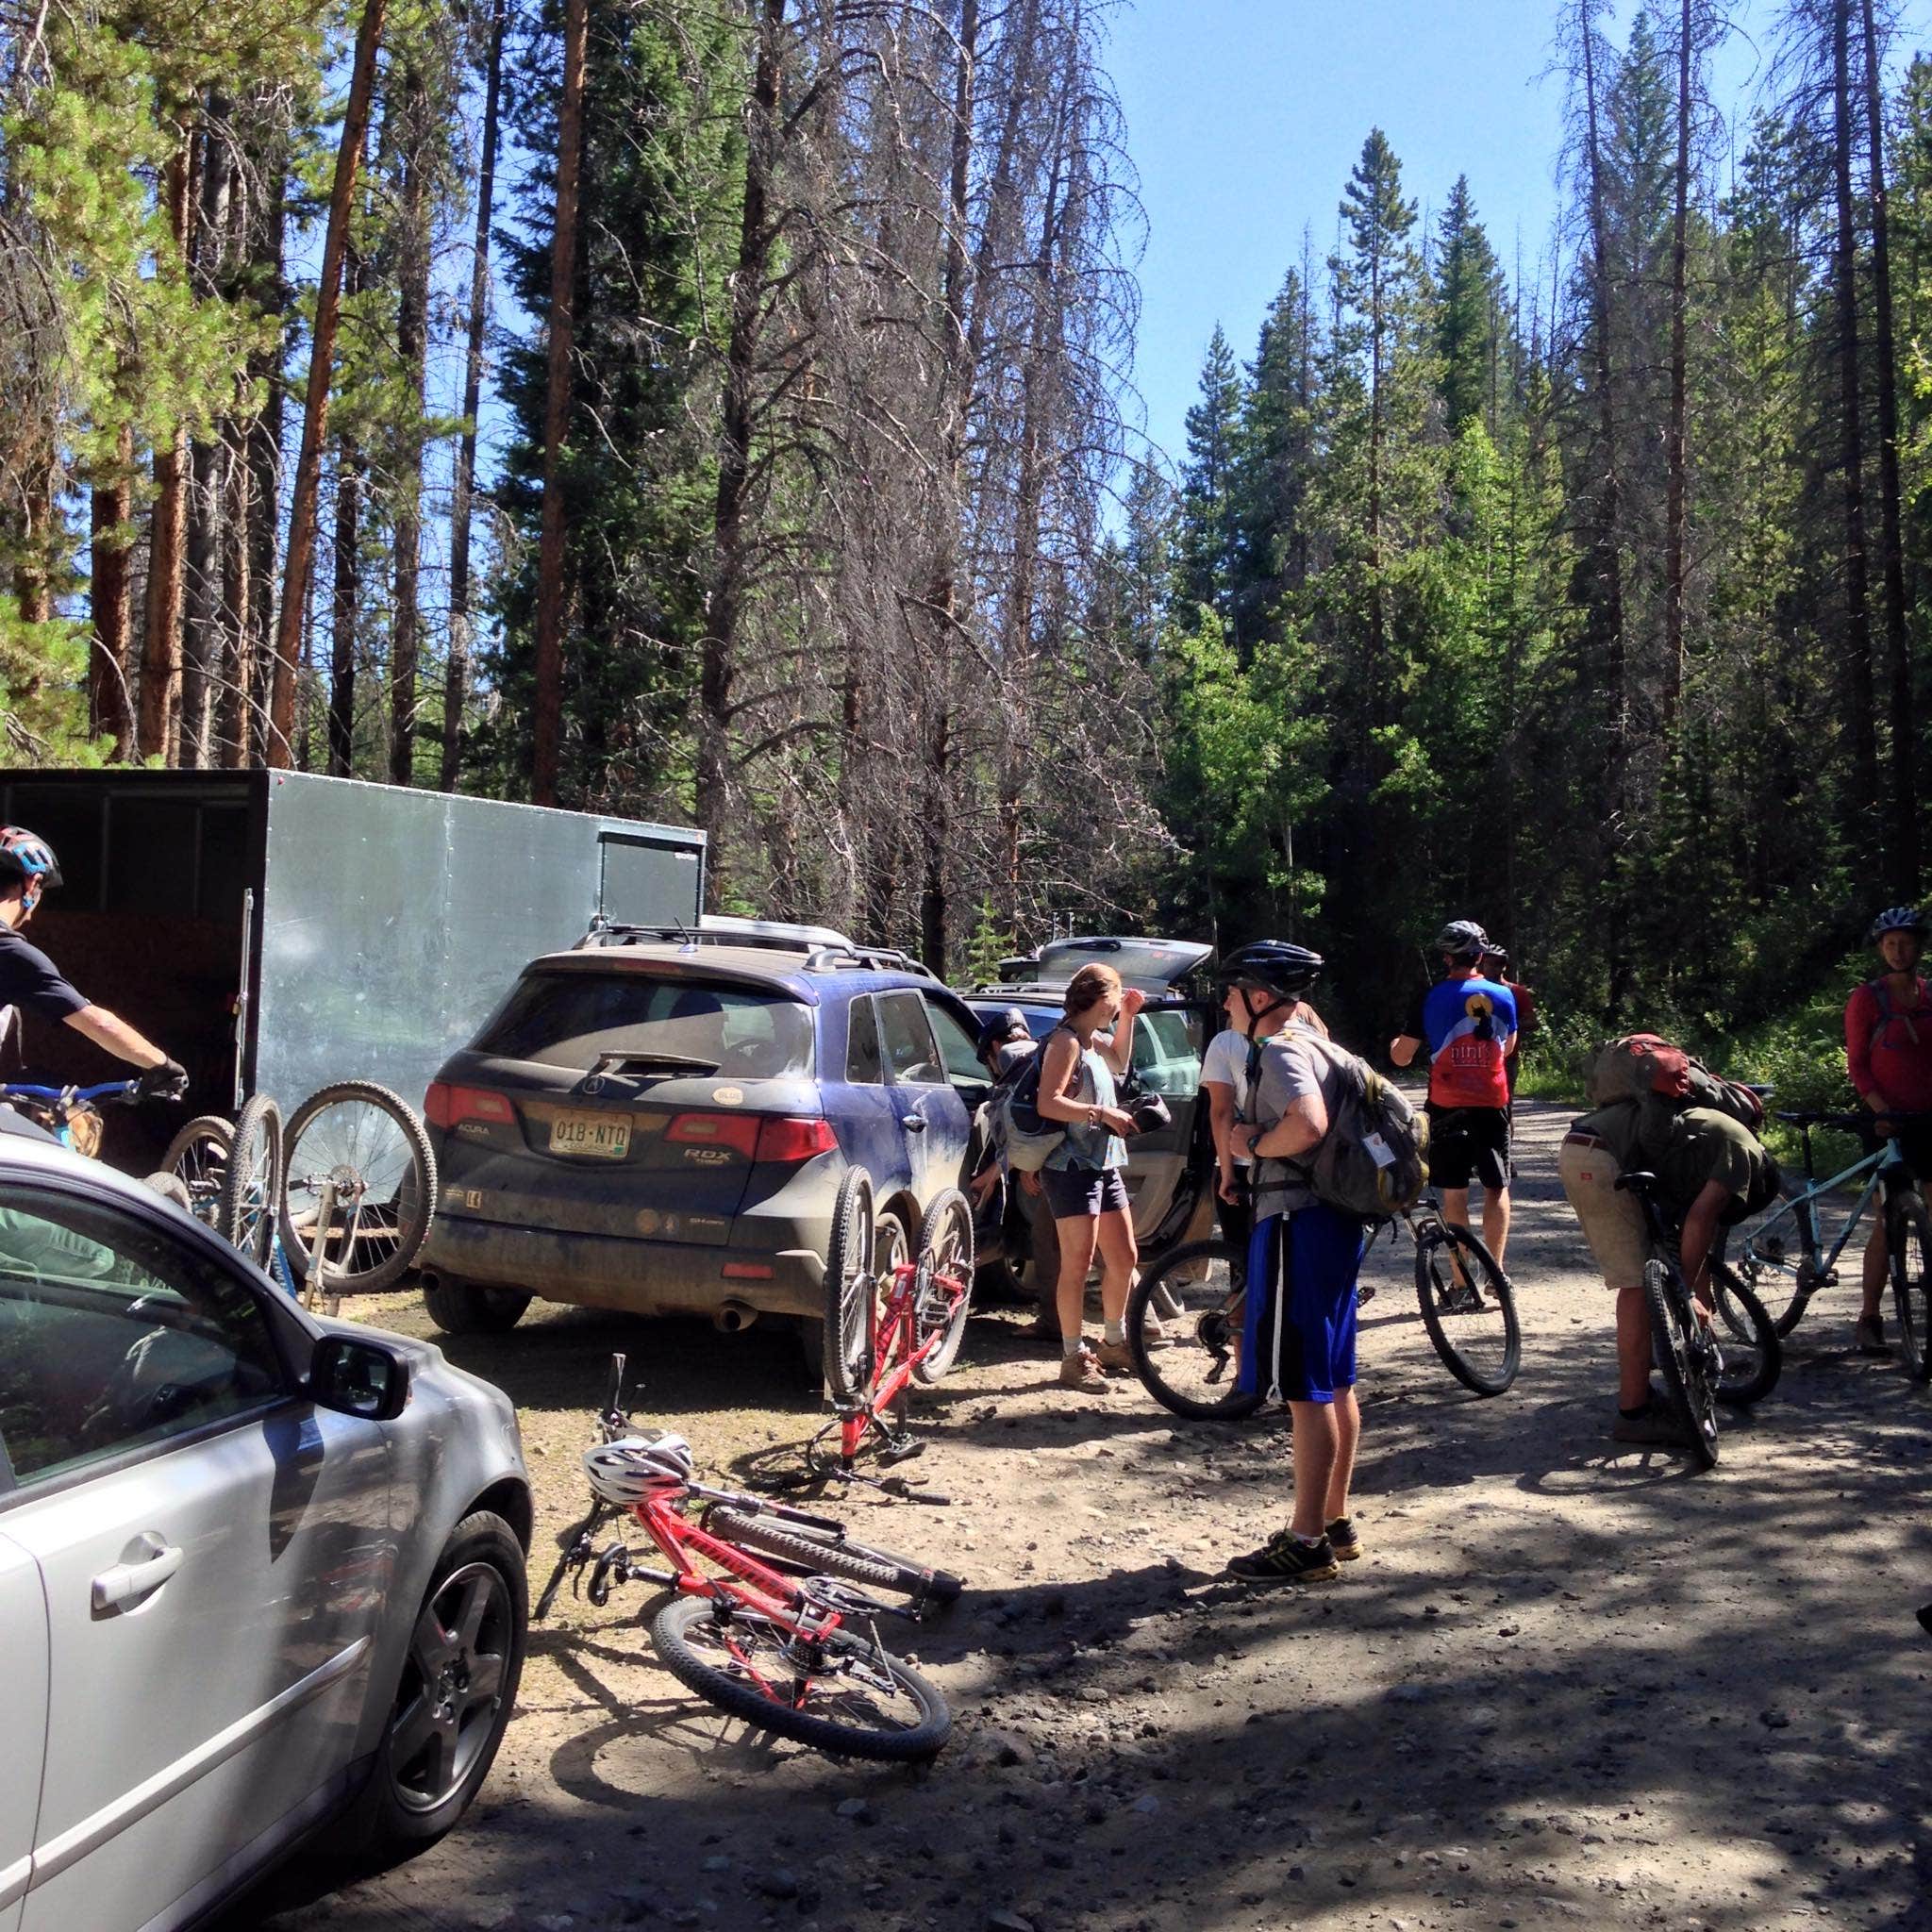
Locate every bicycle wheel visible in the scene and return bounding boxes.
[909,1188,974,1387]
[649,1594,950,1762]
[161,1114,233,1226]
[215,1094,283,1268]
[1887,1189,1932,1382]
[1644,1257,1719,1471]
[702,1507,963,1607]
[279,1081,437,1293]
[1723,1182,1811,1337]
[823,1169,876,1403]
[1707,1259,1782,1407]
[1415,1222,1521,1397]
[1124,1240,1261,1421]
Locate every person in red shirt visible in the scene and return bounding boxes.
[1844,907,1932,1355]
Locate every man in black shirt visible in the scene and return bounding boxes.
[0,827,183,1091]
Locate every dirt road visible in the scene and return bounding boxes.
[231,1103,1932,1932]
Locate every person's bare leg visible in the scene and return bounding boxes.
[1483,1184,1512,1272]
[1056,1215,1100,1344]
[1289,1399,1340,1539]
[1324,1386,1359,1524]
[1615,1284,1652,1409]
[1095,1208,1138,1326]
[1862,1219,1888,1321]
[1441,1184,1471,1233]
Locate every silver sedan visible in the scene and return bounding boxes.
[0,1123,532,1932]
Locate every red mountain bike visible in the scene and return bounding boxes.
[538,1355,960,1761]
[811,1174,974,1491]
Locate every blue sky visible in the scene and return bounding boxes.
[1108,0,1932,472]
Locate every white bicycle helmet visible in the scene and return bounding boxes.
[583,1433,693,1504]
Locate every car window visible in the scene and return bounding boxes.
[846,996,883,1084]
[1131,1009,1203,1099]
[475,971,814,1079]
[877,991,944,1086]
[0,1189,284,1490]
[924,1000,988,1085]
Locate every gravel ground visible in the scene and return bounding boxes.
[227,1102,1932,1932]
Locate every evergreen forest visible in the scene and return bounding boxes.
[5,0,1932,1062]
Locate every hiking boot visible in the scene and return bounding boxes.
[1855,1313,1890,1357]
[1093,1338,1137,1374]
[1058,1347,1113,1392]
[1611,1401,1690,1448]
[1227,1530,1341,1586]
[1325,1517,1363,1561]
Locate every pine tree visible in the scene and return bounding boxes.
[1175,325,1245,625]
[1434,175,1505,436]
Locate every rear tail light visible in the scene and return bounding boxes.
[753,1116,839,1164]
[666,1111,762,1158]
[425,1081,515,1130]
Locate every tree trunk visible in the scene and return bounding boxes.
[268,0,388,766]
[328,444,361,775]
[1859,0,1916,889]
[242,167,289,768]
[442,0,506,793]
[390,61,431,788]
[1662,0,1691,740]
[1832,0,1881,820]
[216,434,252,767]
[696,0,787,880]
[89,436,135,756]
[530,0,591,806]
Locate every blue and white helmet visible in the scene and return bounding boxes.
[0,827,60,891]
[1869,906,1927,943]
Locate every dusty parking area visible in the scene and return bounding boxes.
[229,1105,1932,1932]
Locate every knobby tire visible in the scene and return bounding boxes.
[909,1188,974,1387]
[215,1093,283,1268]
[1414,1223,1521,1397]
[823,1170,876,1404]
[1124,1239,1261,1422]
[649,1593,950,1761]
[1707,1259,1783,1407]
[703,1507,963,1606]
[1644,1257,1720,1471]
[279,1080,437,1293]
[1887,1190,1932,1383]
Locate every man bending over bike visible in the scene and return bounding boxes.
[0,828,184,1094]
[1558,1093,1775,1448]
[1845,908,1932,1356]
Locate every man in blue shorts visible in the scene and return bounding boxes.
[1221,974,1368,1586]
[1391,919,1518,1275]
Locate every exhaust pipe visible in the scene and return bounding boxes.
[714,1301,759,1333]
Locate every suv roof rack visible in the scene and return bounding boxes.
[576,914,938,980]
[803,945,940,981]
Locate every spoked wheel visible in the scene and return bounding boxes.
[649,1594,950,1761]
[1723,1183,1808,1336]
[1708,1259,1783,1407]
[823,1170,876,1403]
[909,1188,974,1386]
[702,1507,964,1607]
[1124,1239,1261,1421]
[215,1094,283,1268]
[1887,1189,1932,1382]
[1415,1222,1521,1397]
[280,1080,437,1293]
[1645,1257,1720,1471]
[161,1113,234,1228]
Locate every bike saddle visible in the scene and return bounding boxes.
[1613,1170,1657,1195]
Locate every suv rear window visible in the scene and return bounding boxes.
[475,972,814,1078]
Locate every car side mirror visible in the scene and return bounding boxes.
[308,1335,411,1422]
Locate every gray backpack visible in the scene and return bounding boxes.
[1254,1032,1430,1220]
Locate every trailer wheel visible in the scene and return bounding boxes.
[423,1274,531,1336]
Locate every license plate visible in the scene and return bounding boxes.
[548,1111,631,1159]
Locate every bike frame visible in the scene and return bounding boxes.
[1748,1129,1911,1287]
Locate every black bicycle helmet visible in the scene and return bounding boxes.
[976,1008,1032,1055]
[1869,906,1928,943]
[1219,940,1324,999]
[1434,918,1490,958]
[0,826,61,891]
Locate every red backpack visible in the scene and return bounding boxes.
[1587,1032,1765,1132]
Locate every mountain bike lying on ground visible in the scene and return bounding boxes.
[538,1354,959,1760]
[809,1173,974,1497]
[1618,1169,1783,1471]
[1723,1109,1932,1375]
[1123,1190,1523,1419]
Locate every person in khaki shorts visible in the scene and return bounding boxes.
[1559,1096,1776,1447]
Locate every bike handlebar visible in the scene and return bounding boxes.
[0,1080,144,1105]
[1775,1108,1932,1131]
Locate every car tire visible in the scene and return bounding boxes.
[338,1510,527,1857]
[423,1274,531,1335]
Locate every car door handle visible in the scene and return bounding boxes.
[92,1533,183,1612]
[900,1115,926,1132]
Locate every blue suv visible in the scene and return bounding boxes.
[416,920,993,1380]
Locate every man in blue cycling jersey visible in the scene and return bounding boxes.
[0,827,183,1092]
[1391,920,1517,1274]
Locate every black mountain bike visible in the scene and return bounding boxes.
[1618,1170,1783,1470]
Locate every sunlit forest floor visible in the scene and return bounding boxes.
[231,1105,1932,1932]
